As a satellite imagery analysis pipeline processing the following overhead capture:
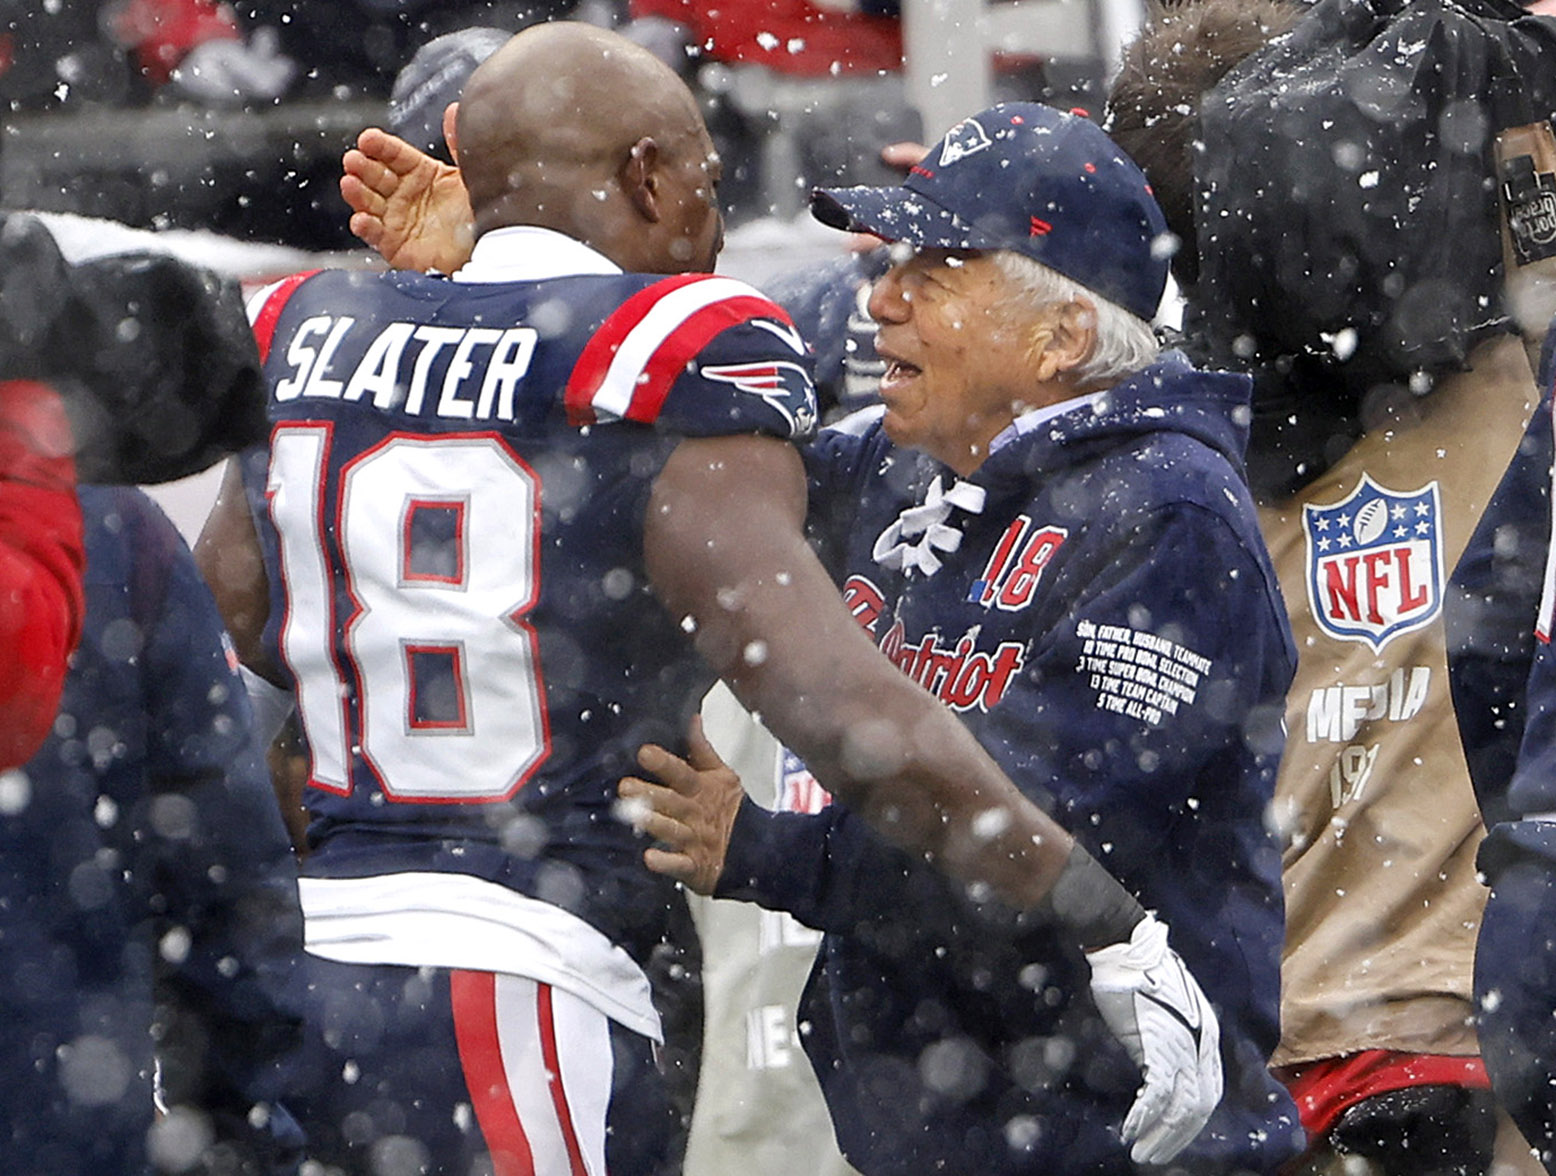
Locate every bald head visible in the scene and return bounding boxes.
[456,22,723,274]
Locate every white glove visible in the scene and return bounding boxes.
[1086,912,1223,1165]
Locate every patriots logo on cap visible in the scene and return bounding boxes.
[1304,474,1443,651]
[939,117,994,167]
[701,360,817,435]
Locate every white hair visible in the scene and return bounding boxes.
[989,251,1161,386]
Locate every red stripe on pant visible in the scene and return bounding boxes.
[538,982,591,1176]
[450,972,593,1176]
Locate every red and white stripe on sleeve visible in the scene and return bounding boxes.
[564,274,798,427]
[246,271,319,363]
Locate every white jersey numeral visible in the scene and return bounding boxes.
[269,427,550,803]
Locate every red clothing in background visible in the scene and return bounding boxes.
[0,380,84,768]
[631,0,902,76]
[111,0,240,85]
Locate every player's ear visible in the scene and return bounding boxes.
[443,102,461,164]
[624,136,663,223]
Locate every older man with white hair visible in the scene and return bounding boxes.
[625,102,1303,1175]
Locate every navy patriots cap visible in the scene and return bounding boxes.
[810,103,1170,322]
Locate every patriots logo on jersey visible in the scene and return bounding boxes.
[701,359,817,436]
[1304,474,1443,651]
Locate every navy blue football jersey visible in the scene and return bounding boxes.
[242,263,816,967]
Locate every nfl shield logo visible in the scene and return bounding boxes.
[777,749,830,814]
[1304,475,1444,651]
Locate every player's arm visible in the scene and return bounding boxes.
[644,431,1128,929]
[193,452,300,747]
[629,482,1225,1169]
[626,715,1013,936]
[193,455,307,850]
[194,456,275,677]
[0,379,84,768]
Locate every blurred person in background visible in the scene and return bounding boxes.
[1109,0,1556,1170]
[231,0,583,101]
[384,25,510,163]
[3,479,306,1175]
[0,0,293,110]
[1441,5,1556,1166]
[0,377,83,770]
[1448,318,1556,1174]
[0,211,305,1174]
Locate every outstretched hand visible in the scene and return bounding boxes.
[340,127,476,274]
[618,715,744,895]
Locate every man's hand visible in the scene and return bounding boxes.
[1086,913,1223,1165]
[340,127,475,274]
[840,140,933,254]
[880,140,929,171]
[617,715,743,894]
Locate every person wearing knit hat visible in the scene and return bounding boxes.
[387,26,511,162]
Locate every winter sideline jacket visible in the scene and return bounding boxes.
[1266,331,1536,1085]
[1,486,304,1170]
[716,352,1303,1174]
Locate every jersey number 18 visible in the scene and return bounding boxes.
[267,426,550,803]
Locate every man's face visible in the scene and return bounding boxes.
[866,248,1043,474]
[658,127,725,274]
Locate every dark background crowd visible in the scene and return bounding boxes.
[0,0,1096,249]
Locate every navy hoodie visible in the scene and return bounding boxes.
[1448,321,1556,870]
[719,352,1303,1175]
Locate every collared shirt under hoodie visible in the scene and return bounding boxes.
[718,351,1304,1174]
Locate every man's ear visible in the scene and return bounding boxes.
[624,136,663,223]
[443,101,460,164]
[1035,298,1099,381]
